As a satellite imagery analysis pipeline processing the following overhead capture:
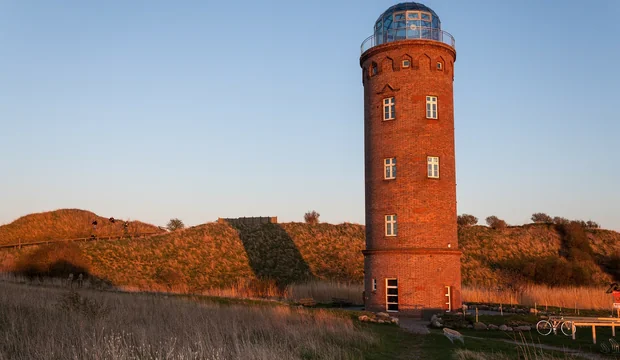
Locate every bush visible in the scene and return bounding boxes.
[586,220,600,229]
[457,214,478,227]
[553,217,569,225]
[557,221,595,262]
[497,256,593,287]
[531,213,553,223]
[485,216,507,230]
[304,211,320,225]
[166,218,185,231]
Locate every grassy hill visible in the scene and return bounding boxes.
[0,209,618,291]
[0,209,163,246]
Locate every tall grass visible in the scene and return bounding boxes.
[286,281,363,305]
[0,281,375,360]
[463,285,614,310]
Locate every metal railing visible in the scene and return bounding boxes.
[361,27,455,54]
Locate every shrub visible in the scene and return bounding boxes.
[304,211,320,225]
[497,256,593,287]
[586,220,600,229]
[166,218,185,231]
[531,213,553,223]
[552,216,569,225]
[557,221,594,262]
[457,214,478,227]
[485,216,507,230]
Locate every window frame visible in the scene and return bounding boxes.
[372,278,377,292]
[385,214,397,237]
[426,96,438,119]
[383,97,396,121]
[402,59,410,68]
[427,156,440,179]
[437,62,443,70]
[384,157,396,180]
[386,278,399,312]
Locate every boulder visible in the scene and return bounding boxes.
[390,317,399,324]
[499,325,508,331]
[474,322,488,330]
[377,320,385,324]
[515,326,531,332]
[431,320,443,328]
[376,312,390,318]
[529,308,538,315]
[506,326,513,332]
[358,315,370,322]
[488,324,499,330]
[466,324,474,329]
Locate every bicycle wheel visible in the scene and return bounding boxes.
[561,321,574,336]
[536,320,553,336]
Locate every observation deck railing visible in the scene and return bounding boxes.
[361,27,455,54]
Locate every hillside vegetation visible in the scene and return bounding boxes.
[0,209,618,291]
[0,209,162,246]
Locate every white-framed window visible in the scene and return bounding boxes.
[427,156,439,178]
[372,279,377,292]
[426,96,437,119]
[445,285,452,312]
[402,59,410,68]
[386,278,399,312]
[384,158,396,179]
[385,215,397,236]
[437,62,443,70]
[383,97,395,120]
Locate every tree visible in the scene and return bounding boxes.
[485,216,507,230]
[304,211,320,225]
[166,218,185,231]
[531,213,553,223]
[585,220,600,229]
[553,216,569,225]
[457,214,478,227]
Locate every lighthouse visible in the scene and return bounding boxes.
[360,2,461,317]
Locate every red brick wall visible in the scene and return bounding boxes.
[360,40,461,315]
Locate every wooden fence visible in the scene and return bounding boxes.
[0,232,163,250]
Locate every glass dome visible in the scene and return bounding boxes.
[372,2,444,47]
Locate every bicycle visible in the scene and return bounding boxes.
[536,316,573,336]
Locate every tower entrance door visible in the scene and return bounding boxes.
[386,279,399,312]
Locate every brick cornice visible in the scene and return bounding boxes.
[360,39,457,66]
[362,248,462,256]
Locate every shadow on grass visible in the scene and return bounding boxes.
[226,222,314,289]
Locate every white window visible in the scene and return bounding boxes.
[372,279,377,292]
[426,96,437,119]
[402,59,410,68]
[437,62,443,70]
[384,158,396,179]
[427,156,439,178]
[383,97,395,120]
[385,215,397,236]
[386,279,399,312]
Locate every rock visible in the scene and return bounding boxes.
[377,320,385,324]
[376,312,390,318]
[515,326,531,332]
[529,308,538,315]
[462,304,469,311]
[474,322,488,330]
[488,324,499,330]
[431,320,443,328]
[430,314,440,323]
[466,325,474,329]
[358,315,369,322]
[506,326,513,332]
[390,317,399,324]
[499,325,508,331]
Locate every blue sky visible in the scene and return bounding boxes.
[1,0,618,230]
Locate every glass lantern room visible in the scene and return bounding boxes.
[373,2,442,46]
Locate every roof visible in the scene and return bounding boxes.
[375,2,440,23]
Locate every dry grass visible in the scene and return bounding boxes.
[0,281,376,360]
[463,284,615,310]
[286,281,363,305]
[0,209,163,246]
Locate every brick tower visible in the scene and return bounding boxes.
[360,2,461,317]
